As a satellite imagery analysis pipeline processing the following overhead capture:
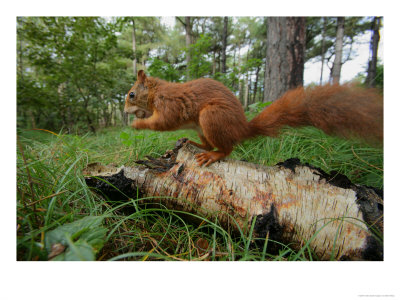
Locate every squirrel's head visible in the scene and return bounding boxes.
[124,70,153,119]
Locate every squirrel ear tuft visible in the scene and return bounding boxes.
[137,70,147,83]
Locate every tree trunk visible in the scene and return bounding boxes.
[18,26,24,80]
[132,19,137,77]
[121,105,129,126]
[248,77,252,105]
[217,50,221,73]
[102,97,111,128]
[28,110,36,129]
[82,99,96,133]
[109,103,114,126]
[237,43,242,100]
[57,83,68,131]
[244,75,249,109]
[212,51,216,76]
[221,17,228,74]
[253,65,260,103]
[86,114,96,133]
[366,17,382,88]
[264,17,306,102]
[185,16,192,81]
[320,17,327,85]
[286,17,306,89]
[232,48,236,69]
[331,17,345,84]
[83,141,383,261]
[232,48,238,94]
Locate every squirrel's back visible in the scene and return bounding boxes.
[157,78,241,106]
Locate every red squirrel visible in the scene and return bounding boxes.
[125,70,383,167]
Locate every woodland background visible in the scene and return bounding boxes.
[17,17,383,133]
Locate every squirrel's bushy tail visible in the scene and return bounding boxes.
[248,84,383,144]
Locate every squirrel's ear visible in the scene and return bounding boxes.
[137,70,147,83]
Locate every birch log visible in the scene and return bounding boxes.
[83,139,383,261]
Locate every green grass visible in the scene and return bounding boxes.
[16,125,383,261]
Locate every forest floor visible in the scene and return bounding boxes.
[16,124,383,261]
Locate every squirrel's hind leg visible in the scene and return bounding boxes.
[187,133,214,151]
[194,106,236,166]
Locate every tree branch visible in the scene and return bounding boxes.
[175,17,186,27]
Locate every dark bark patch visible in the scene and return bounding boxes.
[85,169,144,202]
[276,158,354,189]
[172,163,186,184]
[254,205,285,253]
[361,235,383,261]
[177,163,185,175]
[276,158,302,173]
[135,155,177,173]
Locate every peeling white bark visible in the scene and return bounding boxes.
[83,142,383,260]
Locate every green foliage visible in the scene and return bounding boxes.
[45,216,107,261]
[241,58,263,75]
[119,129,146,147]
[355,62,384,91]
[188,34,213,79]
[212,72,230,86]
[306,17,336,61]
[17,17,137,132]
[148,58,181,82]
[306,17,372,63]
[117,17,166,65]
[248,101,272,112]
[374,63,384,90]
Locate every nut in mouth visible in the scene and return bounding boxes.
[125,106,153,119]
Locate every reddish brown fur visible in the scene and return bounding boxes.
[249,84,383,144]
[125,71,383,166]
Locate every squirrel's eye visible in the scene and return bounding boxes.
[129,92,135,99]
